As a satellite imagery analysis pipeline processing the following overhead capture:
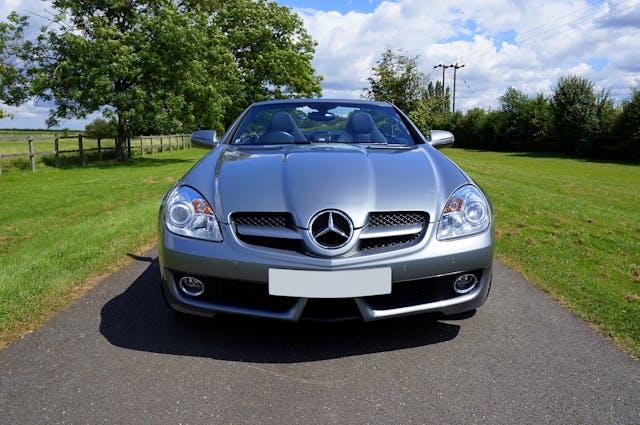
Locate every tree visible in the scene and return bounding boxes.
[528,93,553,147]
[498,87,530,142]
[551,75,601,153]
[363,48,429,113]
[0,1,322,161]
[84,118,116,139]
[1,12,28,121]
[189,0,322,125]
[617,87,640,141]
[363,48,451,133]
[497,87,552,150]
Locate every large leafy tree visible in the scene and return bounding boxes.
[187,0,323,125]
[363,48,449,133]
[497,87,552,150]
[0,12,30,120]
[551,75,614,153]
[0,0,322,161]
[363,48,429,113]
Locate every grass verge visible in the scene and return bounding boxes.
[0,148,207,348]
[443,149,640,359]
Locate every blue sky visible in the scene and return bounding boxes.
[281,0,385,13]
[2,0,640,129]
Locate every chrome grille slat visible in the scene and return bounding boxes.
[235,224,302,240]
[360,223,424,239]
[359,234,421,252]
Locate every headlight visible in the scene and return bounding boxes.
[164,186,223,241]
[437,185,490,240]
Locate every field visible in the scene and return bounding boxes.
[0,148,207,347]
[0,145,638,358]
[443,149,640,357]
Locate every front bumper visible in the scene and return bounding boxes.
[159,222,493,321]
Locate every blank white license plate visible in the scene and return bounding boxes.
[268,268,391,298]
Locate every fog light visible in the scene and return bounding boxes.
[178,276,205,296]
[453,274,478,294]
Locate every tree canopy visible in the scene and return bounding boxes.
[0,0,322,161]
[362,49,638,160]
[363,48,450,133]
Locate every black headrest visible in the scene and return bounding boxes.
[268,112,297,133]
[348,112,376,134]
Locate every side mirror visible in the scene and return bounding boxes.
[190,130,218,148]
[428,130,455,149]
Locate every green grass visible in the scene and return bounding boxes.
[0,148,207,346]
[443,149,640,358]
[0,145,638,359]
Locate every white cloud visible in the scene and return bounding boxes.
[2,0,639,128]
[296,0,640,111]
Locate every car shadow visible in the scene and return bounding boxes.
[99,259,462,363]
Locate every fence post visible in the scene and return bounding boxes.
[160,135,164,153]
[150,137,154,155]
[140,136,144,155]
[54,136,60,168]
[97,138,102,161]
[79,134,85,166]
[29,136,36,172]
[127,136,131,158]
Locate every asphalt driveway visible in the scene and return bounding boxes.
[0,249,638,424]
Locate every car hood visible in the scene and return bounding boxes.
[184,144,469,228]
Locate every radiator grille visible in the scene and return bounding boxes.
[368,211,428,227]
[231,211,428,255]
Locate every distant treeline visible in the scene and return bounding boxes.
[364,49,639,162]
[439,77,639,162]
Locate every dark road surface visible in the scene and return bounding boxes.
[1,249,638,424]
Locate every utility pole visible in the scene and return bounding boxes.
[452,63,465,113]
[433,64,452,112]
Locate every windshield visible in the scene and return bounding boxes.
[231,102,416,145]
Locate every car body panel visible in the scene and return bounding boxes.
[159,99,494,321]
[182,144,468,228]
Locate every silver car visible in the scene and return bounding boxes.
[158,99,493,321]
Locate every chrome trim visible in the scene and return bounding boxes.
[355,269,491,321]
[360,223,424,239]
[164,270,308,321]
[235,224,303,240]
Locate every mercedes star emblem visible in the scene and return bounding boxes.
[309,210,354,249]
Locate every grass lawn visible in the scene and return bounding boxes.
[0,145,638,359]
[0,148,207,347]
[443,149,640,358]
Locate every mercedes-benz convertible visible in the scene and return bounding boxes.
[158,99,493,321]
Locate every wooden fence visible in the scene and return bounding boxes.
[0,133,191,175]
